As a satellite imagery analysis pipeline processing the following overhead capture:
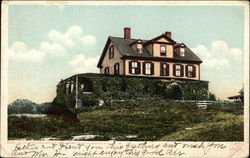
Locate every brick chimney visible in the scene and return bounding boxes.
[124,27,131,40]
[165,31,171,38]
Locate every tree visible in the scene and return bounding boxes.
[208,92,216,101]
[8,99,36,114]
[165,83,183,100]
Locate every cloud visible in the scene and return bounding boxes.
[191,44,212,58]
[80,35,96,46]
[211,40,229,54]
[68,54,100,73]
[191,40,243,69]
[8,42,45,62]
[40,41,66,55]
[202,58,229,69]
[48,25,96,47]
[9,25,97,62]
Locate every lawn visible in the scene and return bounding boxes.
[8,100,244,141]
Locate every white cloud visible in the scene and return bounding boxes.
[191,40,243,69]
[40,41,66,55]
[203,58,229,69]
[68,54,99,73]
[48,25,96,47]
[80,35,96,46]
[191,44,212,58]
[9,25,97,62]
[48,30,63,42]
[64,25,83,39]
[211,40,229,54]
[8,42,45,62]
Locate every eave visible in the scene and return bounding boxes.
[121,55,202,64]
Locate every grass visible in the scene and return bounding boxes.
[160,113,243,141]
[8,100,244,141]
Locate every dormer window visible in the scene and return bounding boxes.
[180,47,185,57]
[109,46,114,59]
[160,45,166,56]
[137,44,142,54]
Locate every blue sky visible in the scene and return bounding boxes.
[8,5,245,103]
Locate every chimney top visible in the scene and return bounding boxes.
[165,31,172,38]
[124,27,131,40]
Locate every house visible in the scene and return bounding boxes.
[97,27,202,80]
[54,28,209,110]
[228,87,244,103]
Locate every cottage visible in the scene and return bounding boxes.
[97,27,202,80]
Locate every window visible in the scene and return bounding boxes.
[160,45,166,56]
[109,46,114,59]
[143,62,154,75]
[131,62,138,74]
[175,65,181,77]
[114,63,119,75]
[104,67,109,74]
[180,48,185,57]
[145,63,151,75]
[129,61,140,74]
[186,65,196,78]
[187,65,193,77]
[137,44,142,53]
[161,63,169,76]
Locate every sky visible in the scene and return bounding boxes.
[7,4,245,103]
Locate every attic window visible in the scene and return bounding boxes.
[160,45,166,56]
[109,46,114,59]
[137,44,142,54]
[180,48,185,57]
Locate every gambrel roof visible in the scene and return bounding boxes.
[97,35,202,68]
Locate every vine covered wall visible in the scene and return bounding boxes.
[54,73,209,112]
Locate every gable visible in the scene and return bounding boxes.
[156,37,171,43]
[144,34,176,46]
[97,38,123,68]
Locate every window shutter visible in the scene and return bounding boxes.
[180,65,184,77]
[118,63,120,75]
[129,62,132,74]
[160,63,163,76]
[173,64,176,76]
[137,62,141,74]
[151,63,154,75]
[142,63,145,75]
[193,66,196,77]
[166,64,169,76]
[185,65,188,77]
[109,48,111,59]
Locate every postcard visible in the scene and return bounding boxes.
[1,1,249,157]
